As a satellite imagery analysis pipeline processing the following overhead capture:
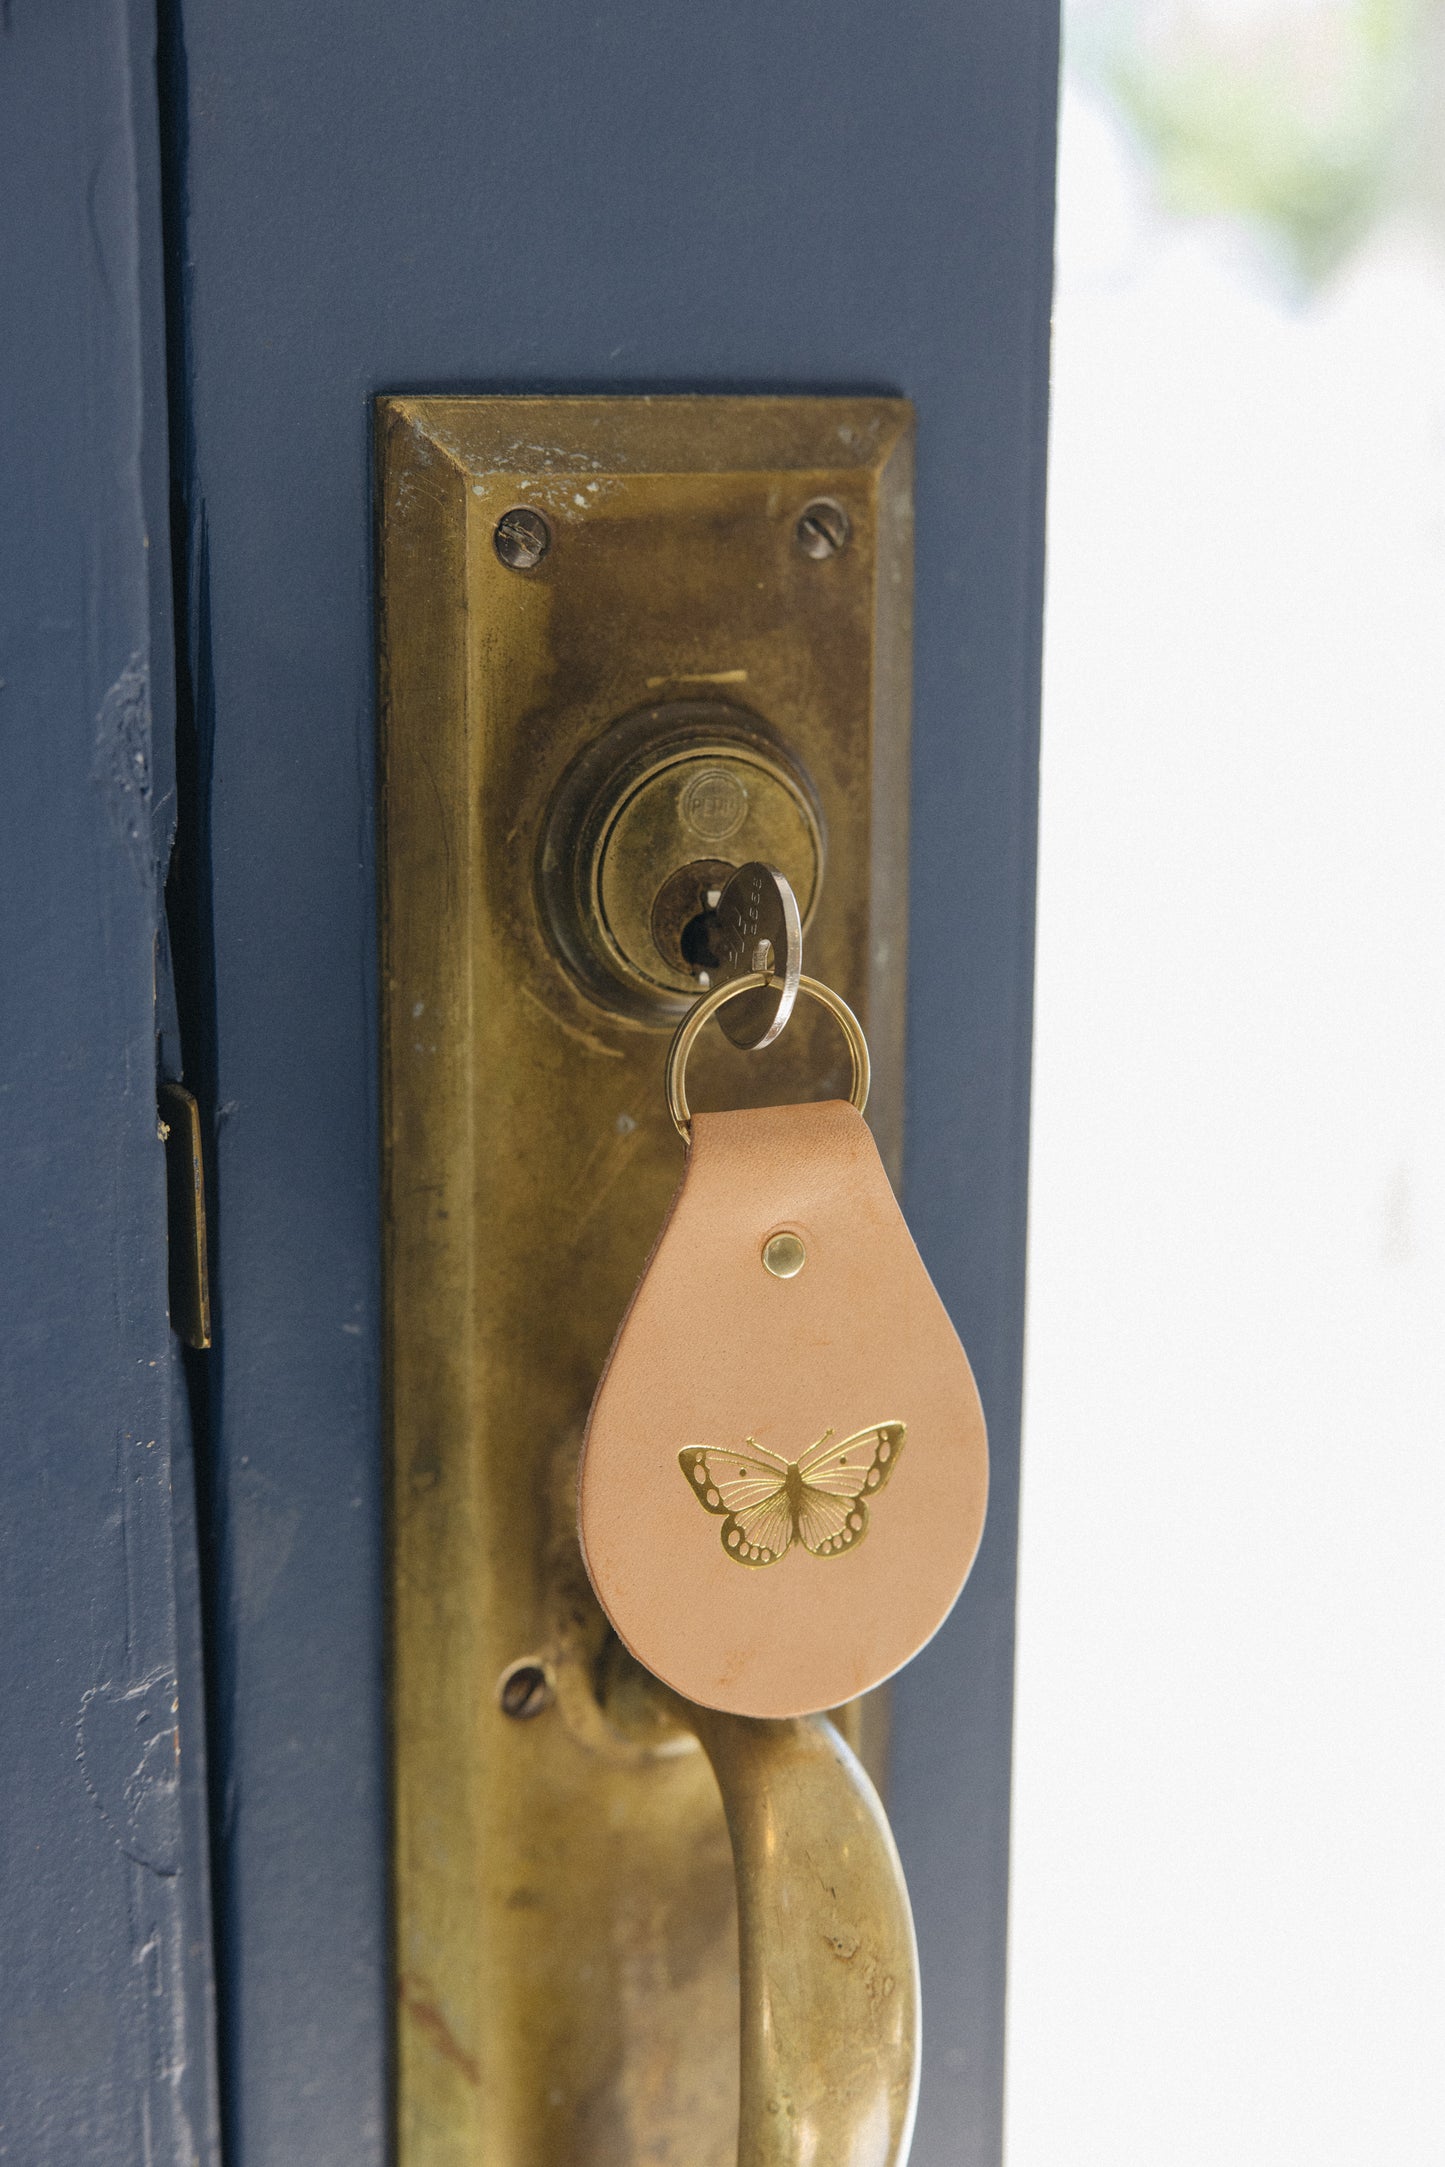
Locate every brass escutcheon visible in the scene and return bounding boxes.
[378,393,914,2167]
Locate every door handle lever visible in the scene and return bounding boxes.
[606,1654,921,2167]
[693,1706,921,2167]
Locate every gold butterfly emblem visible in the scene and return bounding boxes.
[678,1423,906,1569]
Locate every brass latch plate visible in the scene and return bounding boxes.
[378,395,912,2165]
[159,1080,211,1351]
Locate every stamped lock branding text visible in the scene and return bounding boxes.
[679,766,749,843]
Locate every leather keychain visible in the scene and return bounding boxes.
[578,945,988,1720]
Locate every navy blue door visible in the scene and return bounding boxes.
[0,7,1057,2162]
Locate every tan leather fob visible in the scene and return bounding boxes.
[578,1099,988,1718]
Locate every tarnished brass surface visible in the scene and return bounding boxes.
[539,699,825,1018]
[378,394,912,2166]
[158,1081,211,1350]
[691,1707,920,2165]
[590,732,820,1006]
[602,1655,920,2167]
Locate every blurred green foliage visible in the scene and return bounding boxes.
[1071,0,1428,283]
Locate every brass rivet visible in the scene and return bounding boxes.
[762,1232,806,1279]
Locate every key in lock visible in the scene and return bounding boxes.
[538,702,823,1021]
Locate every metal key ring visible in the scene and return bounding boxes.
[665,972,871,1141]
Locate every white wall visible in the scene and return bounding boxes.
[1005,83,1445,2167]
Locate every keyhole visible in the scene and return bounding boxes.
[679,908,722,973]
[650,858,736,980]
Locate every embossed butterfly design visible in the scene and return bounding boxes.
[678,1423,906,1569]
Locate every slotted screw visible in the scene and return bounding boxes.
[795,499,850,559]
[497,1659,554,1719]
[494,506,552,571]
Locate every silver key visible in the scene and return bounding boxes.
[709,862,803,1050]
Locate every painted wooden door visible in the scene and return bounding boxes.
[0,5,1057,2162]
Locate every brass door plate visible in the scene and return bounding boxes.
[378,395,913,2166]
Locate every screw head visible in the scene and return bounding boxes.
[795,499,850,560]
[497,1658,555,1720]
[494,506,552,571]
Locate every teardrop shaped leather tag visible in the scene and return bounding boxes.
[579,1099,988,1718]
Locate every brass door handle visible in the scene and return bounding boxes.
[608,1656,920,2167]
[689,1707,921,2167]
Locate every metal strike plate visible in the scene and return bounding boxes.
[378,394,913,2166]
